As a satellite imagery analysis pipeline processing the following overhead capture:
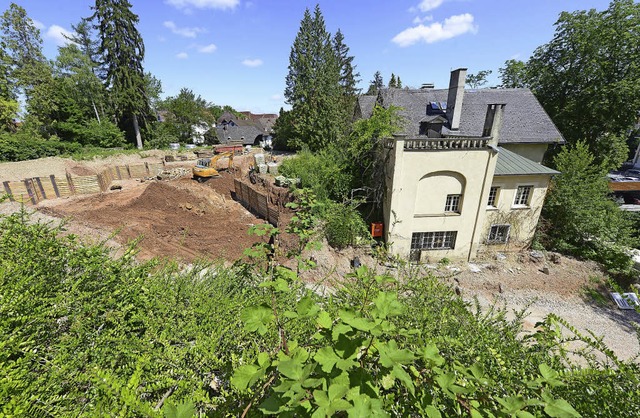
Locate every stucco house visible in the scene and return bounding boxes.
[356,68,564,261]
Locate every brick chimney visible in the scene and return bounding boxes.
[446,68,467,130]
[482,103,506,145]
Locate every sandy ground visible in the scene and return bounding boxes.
[1,153,639,362]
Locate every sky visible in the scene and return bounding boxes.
[12,0,614,114]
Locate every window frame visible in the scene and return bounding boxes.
[487,224,510,244]
[513,185,533,207]
[487,186,500,209]
[444,194,462,213]
[411,231,458,250]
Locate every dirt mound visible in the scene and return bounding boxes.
[43,179,267,263]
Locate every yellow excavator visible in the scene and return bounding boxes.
[192,151,233,182]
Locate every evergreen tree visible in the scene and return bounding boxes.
[332,29,359,136]
[365,71,383,95]
[388,73,397,88]
[284,5,342,151]
[396,76,402,88]
[91,0,149,149]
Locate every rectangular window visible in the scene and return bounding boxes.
[445,194,461,213]
[487,186,499,208]
[514,186,533,206]
[487,224,510,244]
[411,231,457,250]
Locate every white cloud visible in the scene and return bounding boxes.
[412,15,433,24]
[392,13,477,47]
[176,52,189,59]
[163,21,206,38]
[32,19,45,30]
[198,43,217,53]
[417,0,443,12]
[46,25,74,46]
[242,58,263,67]
[166,0,239,11]
[270,94,282,101]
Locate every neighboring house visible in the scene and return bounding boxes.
[356,68,563,261]
[216,111,277,145]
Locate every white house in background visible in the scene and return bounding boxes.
[356,68,564,261]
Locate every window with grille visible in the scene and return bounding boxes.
[411,231,457,250]
[445,194,461,213]
[487,224,510,244]
[513,185,533,206]
[487,186,499,208]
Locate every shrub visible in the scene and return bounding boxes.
[0,132,81,162]
[321,201,370,249]
[79,119,126,148]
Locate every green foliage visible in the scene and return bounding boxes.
[1,208,639,416]
[541,141,637,277]
[283,5,357,151]
[159,88,216,143]
[499,59,529,88]
[0,132,81,161]
[465,69,492,88]
[366,70,384,95]
[77,119,126,147]
[322,201,370,249]
[526,0,640,157]
[279,148,353,202]
[232,265,594,417]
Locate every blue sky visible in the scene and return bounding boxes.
[18,0,612,114]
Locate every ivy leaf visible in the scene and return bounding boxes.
[381,373,395,390]
[231,364,264,391]
[544,398,581,418]
[377,340,415,368]
[348,393,388,418]
[424,405,442,418]
[297,295,320,317]
[341,309,376,331]
[278,358,304,380]
[373,291,404,319]
[241,304,275,335]
[258,395,285,415]
[316,310,333,329]
[497,396,527,414]
[315,346,340,373]
[420,343,445,367]
[163,401,195,418]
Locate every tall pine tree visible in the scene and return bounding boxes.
[91,0,149,149]
[332,29,359,138]
[365,71,383,95]
[284,5,344,151]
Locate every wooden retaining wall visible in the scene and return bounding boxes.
[1,161,165,205]
[234,178,280,226]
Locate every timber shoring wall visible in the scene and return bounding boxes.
[234,178,280,226]
[1,161,165,204]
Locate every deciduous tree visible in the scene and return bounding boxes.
[499,59,528,88]
[465,69,492,88]
[526,0,640,161]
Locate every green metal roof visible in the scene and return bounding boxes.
[494,147,560,176]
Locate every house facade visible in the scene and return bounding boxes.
[357,68,563,261]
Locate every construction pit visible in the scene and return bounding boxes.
[2,151,292,263]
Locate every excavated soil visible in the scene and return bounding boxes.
[39,171,269,262]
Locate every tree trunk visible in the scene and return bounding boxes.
[132,113,143,149]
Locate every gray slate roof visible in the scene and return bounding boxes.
[358,87,565,145]
[494,147,559,176]
[216,125,263,145]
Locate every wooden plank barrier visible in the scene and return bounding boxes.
[128,164,148,179]
[54,176,72,198]
[5,180,32,204]
[70,175,101,195]
[233,178,280,226]
[146,162,164,177]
